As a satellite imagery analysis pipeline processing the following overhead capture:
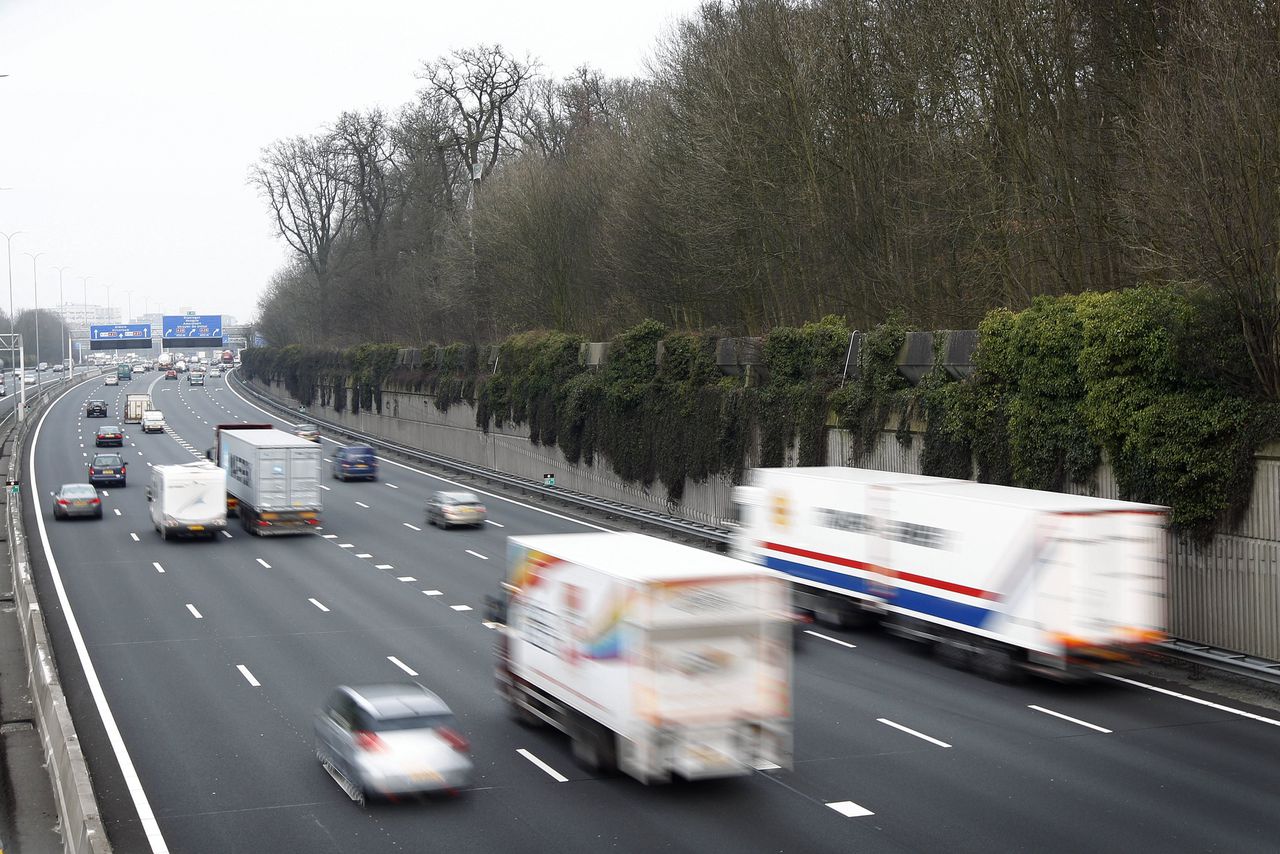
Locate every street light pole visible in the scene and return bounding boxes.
[23,250,46,369]
[1,229,20,374]
[78,275,92,365]
[124,289,132,324]
[52,264,70,372]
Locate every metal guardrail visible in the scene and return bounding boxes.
[231,372,1280,689]
[5,367,112,854]
[230,371,734,547]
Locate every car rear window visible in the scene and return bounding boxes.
[63,485,97,498]
[345,447,375,460]
[366,712,457,733]
[443,492,479,505]
[93,455,123,466]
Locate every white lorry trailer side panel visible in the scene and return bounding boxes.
[219,429,321,512]
[733,467,1167,670]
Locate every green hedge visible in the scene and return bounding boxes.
[241,284,1276,537]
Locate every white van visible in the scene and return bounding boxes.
[147,461,227,540]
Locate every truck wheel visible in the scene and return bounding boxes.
[571,720,617,775]
[976,645,1023,683]
[505,686,543,728]
[934,638,973,671]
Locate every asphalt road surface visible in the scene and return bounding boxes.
[22,368,1280,853]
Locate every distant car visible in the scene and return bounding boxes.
[24,371,36,385]
[208,367,221,377]
[52,483,102,519]
[88,453,126,487]
[332,445,378,481]
[425,491,487,529]
[52,364,64,373]
[164,369,177,380]
[0,384,6,397]
[293,423,320,443]
[314,683,473,806]
[86,400,108,418]
[95,425,124,447]
[188,372,205,386]
[104,374,119,386]
[37,361,48,371]
[141,410,166,433]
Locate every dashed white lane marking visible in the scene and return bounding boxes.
[338,543,354,549]
[113,508,122,516]
[130,533,139,542]
[355,553,372,559]
[355,501,369,509]
[877,718,952,748]
[396,576,417,582]
[186,604,203,619]
[256,558,271,569]
[805,630,856,649]
[403,523,421,531]
[308,598,330,612]
[222,531,232,539]
[754,761,782,771]
[236,665,261,687]
[102,491,110,497]
[827,801,874,818]
[485,520,505,528]
[318,484,331,491]
[423,590,443,596]
[386,483,398,489]
[152,562,165,574]
[387,656,418,677]
[321,534,337,539]
[465,549,488,560]
[375,564,393,570]
[1103,674,1280,728]
[482,621,502,630]
[1028,705,1112,734]
[517,749,568,783]
[450,604,472,612]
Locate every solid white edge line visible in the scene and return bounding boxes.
[185,604,203,619]
[1103,673,1280,728]
[236,665,260,687]
[308,598,330,612]
[387,656,418,676]
[877,717,951,748]
[804,629,856,648]
[29,382,172,853]
[464,549,488,560]
[1028,704,1112,734]
[517,748,568,782]
[222,370,614,533]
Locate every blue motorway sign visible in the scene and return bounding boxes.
[90,323,152,341]
[162,314,222,340]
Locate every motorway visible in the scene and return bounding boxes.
[20,368,1280,853]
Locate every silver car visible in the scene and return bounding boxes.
[425,491,488,529]
[52,483,103,519]
[315,684,473,806]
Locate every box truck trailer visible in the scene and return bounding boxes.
[494,533,793,783]
[732,467,1167,680]
[209,424,321,534]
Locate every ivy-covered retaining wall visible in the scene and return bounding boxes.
[243,285,1277,540]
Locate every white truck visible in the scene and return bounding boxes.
[141,409,166,433]
[124,393,151,424]
[147,461,227,540]
[157,353,174,371]
[732,467,1168,680]
[493,533,793,783]
[214,426,321,535]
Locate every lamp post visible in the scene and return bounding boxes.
[23,250,46,369]
[103,283,112,318]
[1,229,20,373]
[78,275,92,365]
[123,289,132,324]
[52,264,70,372]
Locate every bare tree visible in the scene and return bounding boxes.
[251,134,351,337]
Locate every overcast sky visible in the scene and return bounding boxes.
[0,0,704,327]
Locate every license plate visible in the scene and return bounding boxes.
[73,500,88,506]
[102,470,115,475]
[409,769,441,783]
[189,525,204,531]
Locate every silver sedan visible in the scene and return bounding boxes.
[52,483,103,520]
[425,491,488,529]
[315,684,473,806]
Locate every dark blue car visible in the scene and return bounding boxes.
[332,445,378,481]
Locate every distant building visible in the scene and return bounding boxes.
[58,303,122,331]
